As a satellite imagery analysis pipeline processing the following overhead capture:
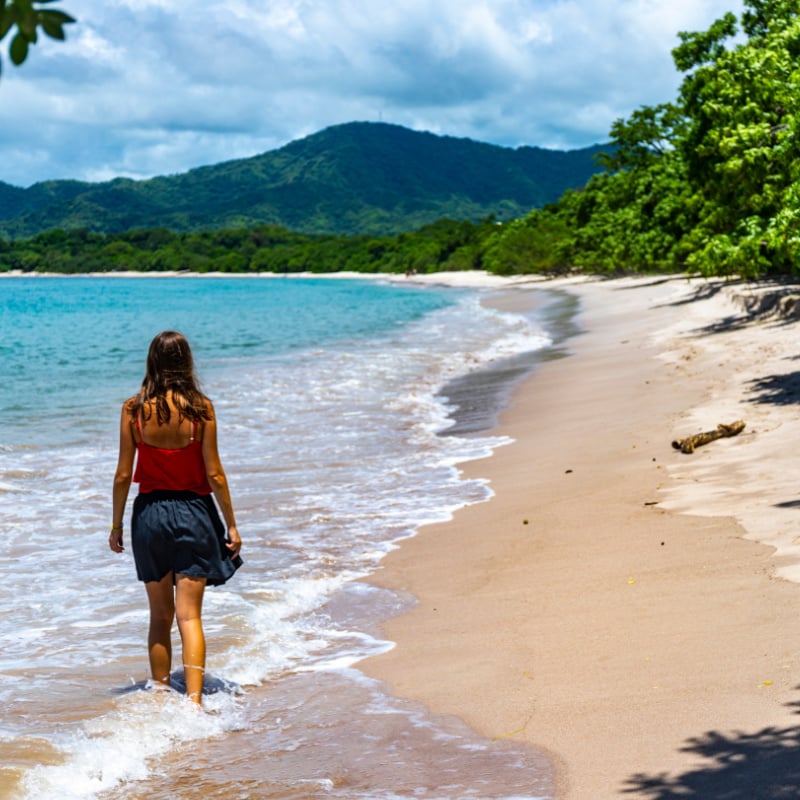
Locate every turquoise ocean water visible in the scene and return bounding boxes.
[0,275,555,800]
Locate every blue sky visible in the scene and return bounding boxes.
[0,0,742,188]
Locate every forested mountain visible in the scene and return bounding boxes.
[0,182,25,218]
[0,122,607,239]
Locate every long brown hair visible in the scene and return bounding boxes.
[130,331,211,425]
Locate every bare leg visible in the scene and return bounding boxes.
[175,573,207,704]
[144,572,176,688]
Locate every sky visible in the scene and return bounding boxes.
[0,0,743,188]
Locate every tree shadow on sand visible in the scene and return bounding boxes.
[654,281,755,334]
[656,279,800,334]
[746,371,800,405]
[661,280,731,307]
[623,692,800,798]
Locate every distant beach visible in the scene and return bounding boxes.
[364,273,800,798]
[0,268,543,284]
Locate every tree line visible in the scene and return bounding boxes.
[0,218,507,275]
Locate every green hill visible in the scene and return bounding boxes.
[0,122,608,238]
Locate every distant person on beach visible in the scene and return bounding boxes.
[109,330,242,705]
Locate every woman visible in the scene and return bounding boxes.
[110,331,242,705]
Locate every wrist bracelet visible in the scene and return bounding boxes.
[110,524,123,532]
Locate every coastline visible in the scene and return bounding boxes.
[0,268,545,284]
[436,287,579,436]
[361,273,800,798]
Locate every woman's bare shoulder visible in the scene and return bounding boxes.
[122,395,139,415]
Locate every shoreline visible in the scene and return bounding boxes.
[437,287,579,437]
[0,268,547,286]
[361,274,800,798]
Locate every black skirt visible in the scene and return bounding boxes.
[131,490,242,586]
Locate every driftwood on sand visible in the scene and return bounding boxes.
[671,420,746,454]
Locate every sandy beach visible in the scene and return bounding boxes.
[362,273,800,798]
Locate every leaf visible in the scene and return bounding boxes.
[40,11,70,39]
[9,31,29,65]
[0,6,16,39]
[39,9,74,25]
[16,1,36,37]
[39,18,62,38]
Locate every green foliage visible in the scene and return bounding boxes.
[675,5,800,276]
[482,0,800,279]
[672,12,738,72]
[483,212,570,275]
[0,218,501,276]
[0,0,74,76]
[598,104,684,171]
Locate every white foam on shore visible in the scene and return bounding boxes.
[20,690,245,800]
[2,279,559,799]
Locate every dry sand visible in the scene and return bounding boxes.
[362,274,800,799]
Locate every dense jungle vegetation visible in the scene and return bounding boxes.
[496,0,800,278]
[0,218,498,275]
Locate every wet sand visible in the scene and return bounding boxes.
[363,274,800,798]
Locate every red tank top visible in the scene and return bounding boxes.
[133,417,212,495]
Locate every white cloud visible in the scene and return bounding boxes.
[0,0,744,187]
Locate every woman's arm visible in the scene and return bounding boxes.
[201,402,242,558]
[110,404,136,553]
